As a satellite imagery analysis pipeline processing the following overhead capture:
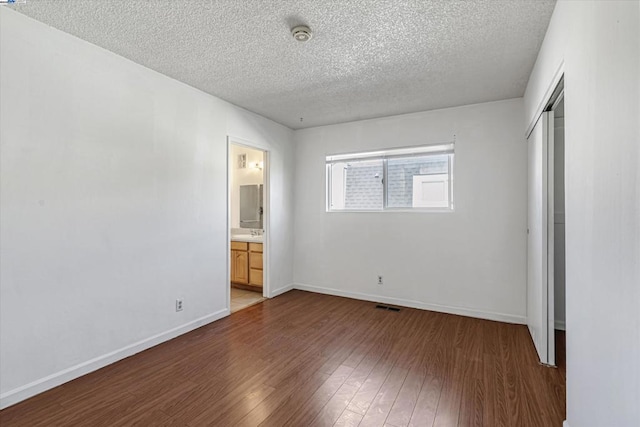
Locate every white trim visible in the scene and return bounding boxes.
[326,142,454,162]
[325,208,455,214]
[546,111,556,367]
[555,319,566,331]
[226,140,232,322]
[563,421,570,427]
[293,283,526,325]
[526,61,565,139]
[227,135,271,153]
[0,308,229,410]
[269,283,294,298]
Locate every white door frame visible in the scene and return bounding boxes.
[526,61,564,139]
[527,111,555,366]
[226,136,270,311]
[526,74,564,367]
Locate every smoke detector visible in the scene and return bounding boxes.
[292,25,312,42]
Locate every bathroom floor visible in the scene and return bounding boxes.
[230,287,265,313]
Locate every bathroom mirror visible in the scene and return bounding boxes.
[239,184,263,229]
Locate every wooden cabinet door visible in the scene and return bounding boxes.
[249,269,263,286]
[249,252,263,270]
[233,250,249,284]
[230,250,237,282]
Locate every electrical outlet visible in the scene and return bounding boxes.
[176,299,184,312]
[377,275,383,285]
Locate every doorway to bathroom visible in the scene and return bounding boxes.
[228,139,268,313]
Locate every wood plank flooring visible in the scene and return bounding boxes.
[0,290,566,426]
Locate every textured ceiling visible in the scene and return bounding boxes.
[9,0,556,129]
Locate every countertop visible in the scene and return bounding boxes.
[231,235,263,243]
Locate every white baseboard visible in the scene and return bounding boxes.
[563,420,570,427]
[555,319,566,331]
[0,308,229,410]
[269,283,294,298]
[293,283,526,325]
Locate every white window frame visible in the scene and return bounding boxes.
[326,143,455,212]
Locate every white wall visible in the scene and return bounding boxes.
[293,99,528,323]
[524,1,640,426]
[0,8,294,408]
[229,144,264,229]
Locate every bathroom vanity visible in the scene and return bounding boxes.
[230,237,263,292]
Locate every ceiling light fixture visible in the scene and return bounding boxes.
[291,25,312,42]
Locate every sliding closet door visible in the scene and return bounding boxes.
[527,111,555,366]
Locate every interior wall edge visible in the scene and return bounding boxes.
[269,283,295,298]
[0,308,229,410]
[293,283,527,325]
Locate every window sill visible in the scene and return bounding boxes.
[326,208,455,214]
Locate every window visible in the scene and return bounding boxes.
[326,143,454,211]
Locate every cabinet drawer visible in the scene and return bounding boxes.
[249,252,263,270]
[249,243,263,253]
[249,268,263,286]
[231,241,248,251]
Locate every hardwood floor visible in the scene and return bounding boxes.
[0,290,566,426]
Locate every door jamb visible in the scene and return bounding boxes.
[226,136,270,313]
[526,61,564,139]
[528,75,564,367]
